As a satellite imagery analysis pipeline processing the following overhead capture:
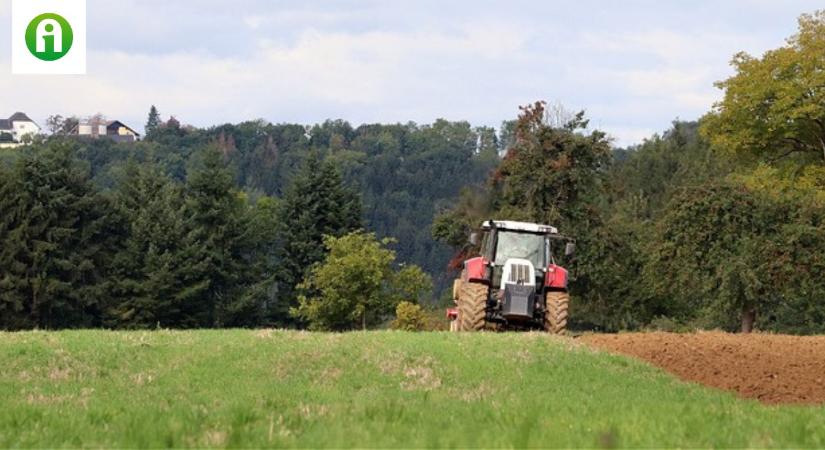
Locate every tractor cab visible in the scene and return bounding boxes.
[449,220,574,332]
[477,220,560,290]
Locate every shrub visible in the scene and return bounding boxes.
[392,302,427,331]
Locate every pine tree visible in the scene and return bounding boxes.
[145,105,161,137]
[184,147,265,327]
[0,144,113,329]
[273,153,362,325]
[107,161,210,328]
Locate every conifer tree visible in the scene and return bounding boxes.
[184,147,264,327]
[145,105,161,137]
[273,154,362,324]
[107,161,210,328]
[0,144,112,329]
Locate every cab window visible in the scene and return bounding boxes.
[494,231,545,268]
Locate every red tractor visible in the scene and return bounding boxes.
[448,220,575,333]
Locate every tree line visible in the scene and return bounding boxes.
[1,10,822,333]
[27,114,501,298]
[434,11,825,334]
[0,140,430,330]
[2,110,499,330]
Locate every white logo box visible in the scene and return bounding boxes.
[11,0,87,74]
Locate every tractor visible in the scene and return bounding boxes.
[448,220,575,333]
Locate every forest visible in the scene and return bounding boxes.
[0,11,823,333]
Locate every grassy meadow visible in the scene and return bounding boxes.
[0,330,823,448]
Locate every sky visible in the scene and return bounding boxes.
[1,0,821,146]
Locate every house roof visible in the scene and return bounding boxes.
[106,120,140,136]
[0,119,11,130]
[9,112,34,122]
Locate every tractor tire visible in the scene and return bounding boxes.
[448,279,463,332]
[544,291,569,335]
[452,279,462,301]
[458,282,488,332]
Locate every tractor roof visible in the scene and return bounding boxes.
[481,220,558,234]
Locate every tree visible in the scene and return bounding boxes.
[45,115,78,135]
[759,205,825,334]
[49,116,499,303]
[588,121,732,331]
[46,115,64,134]
[702,11,825,166]
[646,184,782,332]
[241,194,281,325]
[492,101,612,229]
[184,147,266,327]
[608,121,730,222]
[274,154,362,324]
[432,186,493,268]
[387,265,433,306]
[145,105,161,136]
[292,231,431,331]
[107,152,277,329]
[0,143,113,329]
[106,161,210,328]
[476,126,499,161]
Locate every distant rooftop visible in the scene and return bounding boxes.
[1,113,37,130]
[8,112,34,122]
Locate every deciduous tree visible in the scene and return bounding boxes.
[646,184,781,332]
[702,11,825,166]
[292,232,431,331]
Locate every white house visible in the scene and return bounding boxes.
[0,112,41,147]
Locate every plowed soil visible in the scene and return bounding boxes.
[580,332,825,405]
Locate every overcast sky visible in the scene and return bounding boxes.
[1,0,821,146]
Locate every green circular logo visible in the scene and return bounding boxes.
[25,13,73,61]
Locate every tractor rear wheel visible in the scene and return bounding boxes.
[544,291,569,335]
[452,279,462,301]
[458,282,488,331]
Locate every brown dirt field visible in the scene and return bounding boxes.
[579,331,825,405]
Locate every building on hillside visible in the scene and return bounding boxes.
[105,120,141,142]
[72,119,141,143]
[0,112,41,148]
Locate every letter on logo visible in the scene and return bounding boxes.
[36,19,62,53]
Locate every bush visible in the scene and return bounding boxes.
[391,302,427,331]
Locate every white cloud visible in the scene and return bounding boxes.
[243,10,359,30]
[605,126,658,147]
[618,68,714,101]
[1,21,531,131]
[576,29,758,100]
[2,1,820,147]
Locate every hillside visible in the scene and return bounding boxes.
[1,330,824,448]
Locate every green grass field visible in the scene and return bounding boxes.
[1,330,823,448]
